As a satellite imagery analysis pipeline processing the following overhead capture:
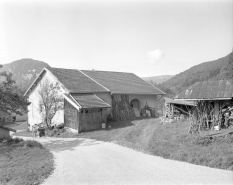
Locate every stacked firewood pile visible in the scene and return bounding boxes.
[161,102,174,123]
[188,101,233,134]
[112,94,136,121]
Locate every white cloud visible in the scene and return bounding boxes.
[146,49,164,64]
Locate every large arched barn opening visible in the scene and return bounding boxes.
[130,99,140,117]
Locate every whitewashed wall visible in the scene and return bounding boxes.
[95,93,158,117]
[27,71,65,130]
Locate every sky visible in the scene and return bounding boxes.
[0,0,232,77]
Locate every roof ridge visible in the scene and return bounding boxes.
[93,94,111,107]
[79,70,111,92]
[81,69,134,74]
[50,67,132,74]
[48,67,109,93]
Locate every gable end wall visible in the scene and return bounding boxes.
[27,71,65,130]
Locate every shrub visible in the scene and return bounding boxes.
[45,127,66,137]
[6,137,23,144]
[2,138,44,149]
[192,136,213,146]
[24,140,44,149]
[224,134,233,143]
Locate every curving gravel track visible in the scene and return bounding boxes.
[18,137,233,185]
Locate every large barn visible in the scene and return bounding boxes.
[24,67,165,133]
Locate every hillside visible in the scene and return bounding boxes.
[0,59,50,94]
[142,75,174,84]
[163,52,233,95]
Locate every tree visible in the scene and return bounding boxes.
[147,80,175,97]
[0,71,29,116]
[218,50,233,80]
[38,80,63,129]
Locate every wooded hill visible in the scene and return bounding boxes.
[163,52,233,95]
[0,59,50,94]
[142,75,174,84]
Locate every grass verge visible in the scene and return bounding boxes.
[76,118,233,171]
[0,137,54,185]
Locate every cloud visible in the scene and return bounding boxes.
[146,49,164,64]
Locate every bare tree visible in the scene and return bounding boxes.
[38,80,63,129]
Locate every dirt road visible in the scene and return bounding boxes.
[20,137,233,185]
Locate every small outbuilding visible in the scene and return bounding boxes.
[63,93,111,132]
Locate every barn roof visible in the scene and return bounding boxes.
[64,93,110,109]
[81,70,165,95]
[164,97,196,106]
[175,79,233,100]
[25,67,165,96]
[49,68,109,93]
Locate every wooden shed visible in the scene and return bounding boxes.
[175,79,233,129]
[63,94,110,133]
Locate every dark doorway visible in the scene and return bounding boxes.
[130,99,140,117]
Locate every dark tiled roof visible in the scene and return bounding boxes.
[81,70,165,95]
[72,94,111,109]
[164,97,196,106]
[48,68,108,93]
[175,80,233,100]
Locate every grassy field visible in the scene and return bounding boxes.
[0,137,54,185]
[76,118,233,171]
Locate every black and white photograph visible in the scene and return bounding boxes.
[0,0,233,184]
